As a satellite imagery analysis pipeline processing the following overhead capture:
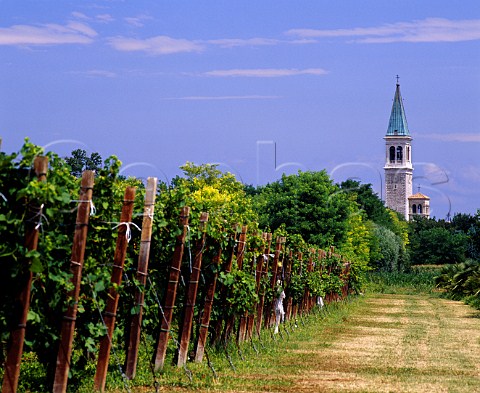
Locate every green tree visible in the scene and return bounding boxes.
[411,227,468,265]
[338,180,410,271]
[338,206,372,289]
[339,180,391,226]
[451,212,480,260]
[65,149,103,177]
[372,226,400,271]
[254,171,351,248]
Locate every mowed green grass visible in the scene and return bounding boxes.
[113,292,480,393]
[15,270,477,392]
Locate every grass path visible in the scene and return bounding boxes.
[187,294,480,393]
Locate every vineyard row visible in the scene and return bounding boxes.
[1,157,352,393]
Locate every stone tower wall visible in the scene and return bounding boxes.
[385,168,413,218]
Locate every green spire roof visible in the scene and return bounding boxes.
[386,82,410,136]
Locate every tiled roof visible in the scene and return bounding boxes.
[408,192,430,200]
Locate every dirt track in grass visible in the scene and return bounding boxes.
[203,294,480,393]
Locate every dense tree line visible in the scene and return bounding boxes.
[409,212,480,309]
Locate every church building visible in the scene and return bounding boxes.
[383,80,430,220]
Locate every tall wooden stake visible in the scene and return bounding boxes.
[153,206,190,371]
[53,170,95,393]
[125,177,157,380]
[235,226,249,343]
[94,186,136,392]
[211,231,238,345]
[295,252,303,316]
[222,226,248,343]
[2,156,48,393]
[194,246,222,363]
[303,249,315,313]
[256,233,272,335]
[284,250,293,321]
[265,237,284,328]
[176,212,209,367]
[246,234,265,340]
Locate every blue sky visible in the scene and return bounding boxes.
[1,0,479,218]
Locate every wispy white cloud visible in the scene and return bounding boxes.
[206,37,318,48]
[70,69,118,78]
[0,21,97,45]
[124,14,153,27]
[207,37,280,48]
[202,68,328,77]
[286,18,480,43]
[86,69,117,78]
[163,95,282,100]
[107,32,316,55]
[71,11,114,23]
[96,14,115,23]
[66,21,97,37]
[417,133,480,142]
[108,35,203,55]
[71,11,90,20]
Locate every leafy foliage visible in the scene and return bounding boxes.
[435,260,480,309]
[220,268,258,315]
[410,226,468,265]
[254,171,351,248]
[65,149,103,177]
[340,180,391,226]
[372,225,400,271]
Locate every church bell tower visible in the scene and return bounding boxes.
[384,79,413,219]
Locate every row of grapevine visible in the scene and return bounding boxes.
[0,142,354,393]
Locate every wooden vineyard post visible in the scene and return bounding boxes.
[292,252,303,320]
[303,249,315,313]
[342,259,351,299]
[221,225,248,343]
[94,186,136,392]
[211,231,238,344]
[309,250,319,310]
[53,170,95,393]
[194,246,222,363]
[325,246,335,303]
[284,250,293,321]
[153,206,191,371]
[256,233,272,335]
[317,249,326,308]
[2,156,48,393]
[265,236,284,328]
[245,234,265,340]
[176,212,209,367]
[235,226,249,344]
[125,177,157,380]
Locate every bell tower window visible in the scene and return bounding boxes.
[396,146,403,163]
[412,204,417,214]
[418,204,422,214]
[389,146,395,163]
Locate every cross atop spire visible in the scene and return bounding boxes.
[386,79,410,136]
